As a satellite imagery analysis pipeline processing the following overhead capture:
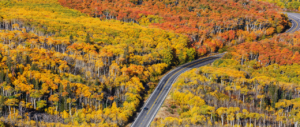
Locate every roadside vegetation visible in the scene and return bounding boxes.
[0,0,292,126]
[259,0,300,11]
[151,31,300,127]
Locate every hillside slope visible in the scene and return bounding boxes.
[0,0,291,126]
[151,31,300,127]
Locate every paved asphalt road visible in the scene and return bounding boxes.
[286,13,300,33]
[131,53,224,127]
[131,13,300,127]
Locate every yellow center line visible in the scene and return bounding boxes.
[290,17,298,33]
[139,57,216,126]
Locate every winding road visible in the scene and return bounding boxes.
[131,54,224,127]
[131,13,300,127]
[286,13,300,33]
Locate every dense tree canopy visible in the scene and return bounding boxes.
[58,0,289,55]
[260,0,300,10]
[0,0,193,126]
[152,31,300,127]
[0,0,292,126]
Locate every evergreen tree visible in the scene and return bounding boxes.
[59,83,64,95]
[66,83,71,97]
[0,96,4,116]
[6,57,11,72]
[95,78,100,86]
[34,78,39,90]
[19,67,23,74]
[0,70,4,83]
[69,34,74,44]
[26,55,31,64]
[85,33,91,44]
[5,73,10,84]
[59,97,65,112]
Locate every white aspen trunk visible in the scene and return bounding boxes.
[34,98,36,109]
[221,115,224,126]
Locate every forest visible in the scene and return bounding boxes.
[259,0,300,11]
[57,0,290,55]
[151,31,300,126]
[0,0,295,126]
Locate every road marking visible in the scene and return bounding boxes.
[289,15,299,33]
[139,57,216,126]
[287,16,294,33]
[290,18,298,33]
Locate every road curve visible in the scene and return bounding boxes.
[131,13,300,127]
[131,53,224,127]
[286,13,300,33]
